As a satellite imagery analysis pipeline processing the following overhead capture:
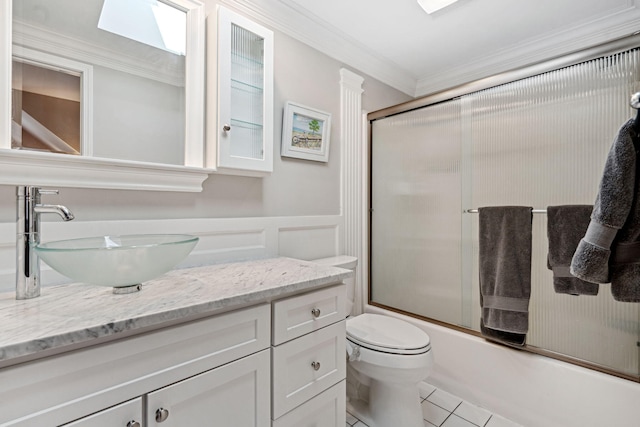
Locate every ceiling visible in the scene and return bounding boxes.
[226,0,640,97]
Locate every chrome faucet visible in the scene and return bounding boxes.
[16,186,74,300]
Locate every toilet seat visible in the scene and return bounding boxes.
[347,314,431,355]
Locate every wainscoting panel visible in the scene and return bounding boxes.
[277,224,339,261]
[0,215,342,294]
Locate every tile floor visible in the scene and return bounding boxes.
[346,382,523,427]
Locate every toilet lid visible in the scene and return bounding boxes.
[347,314,431,355]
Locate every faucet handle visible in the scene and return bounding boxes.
[37,188,60,196]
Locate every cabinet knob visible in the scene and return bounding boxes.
[311,361,321,371]
[311,308,321,318]
[126,421,140,427]
[155,408,170,423]
[223,124,231,132]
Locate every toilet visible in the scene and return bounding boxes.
[313,256,433,427]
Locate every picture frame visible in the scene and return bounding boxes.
[281,101,331,162]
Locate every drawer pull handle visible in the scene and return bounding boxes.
[126,421,141,427]
[311,308,321,318]
[311,361,321,371]
[155,408,170,423]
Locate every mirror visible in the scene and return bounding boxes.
[0,0,208,192]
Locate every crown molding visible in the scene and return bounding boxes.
[415,2,640,97]
[218,0,417,96]
[13,21,184,87]
[220,0,640,100]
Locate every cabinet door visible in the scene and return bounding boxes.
[147,349,270,426]
[62,398,142,427]
[215,6,274,174]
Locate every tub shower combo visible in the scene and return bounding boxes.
[369,40,640,381]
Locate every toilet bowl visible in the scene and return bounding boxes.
[312,257,434,427]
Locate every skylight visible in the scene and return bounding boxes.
[417,0,459,14]
[98,0,186,56]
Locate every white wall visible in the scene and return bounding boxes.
[0,0,411,291]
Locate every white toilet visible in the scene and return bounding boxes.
[313,256,433,427]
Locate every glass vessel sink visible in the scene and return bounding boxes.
[35,234,199,293]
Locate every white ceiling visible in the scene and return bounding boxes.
[227,0,640,97]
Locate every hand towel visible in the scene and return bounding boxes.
[479,206,533,346]
[570,119,640,302]
[547,205,599,296]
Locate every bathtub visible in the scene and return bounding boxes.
[366,305,640,427]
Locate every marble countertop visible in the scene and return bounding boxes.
[0,257,351,367]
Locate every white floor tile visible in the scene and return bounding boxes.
[485,414,523,427]
[422,400,451,426]
[420,381,437,400]
[442,414,479,427]
[454,401,492,426]
[346,412,359,425]
[427,389,463,412]
[346,386,520,427]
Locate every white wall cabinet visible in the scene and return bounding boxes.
[210,6,274,175]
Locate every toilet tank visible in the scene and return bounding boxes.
[312,256,358,315]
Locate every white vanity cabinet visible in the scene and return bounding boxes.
[0,268,349,427]
[0,304,271,427]
[208,6,274,175]
[271,284,347,425]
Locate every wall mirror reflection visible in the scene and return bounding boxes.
[12,0,194,165]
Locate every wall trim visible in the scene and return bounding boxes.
[340,68,365,315]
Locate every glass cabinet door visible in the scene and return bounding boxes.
[215,7,273,174]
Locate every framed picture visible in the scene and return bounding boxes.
[281,101,331,162]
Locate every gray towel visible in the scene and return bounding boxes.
[479,206,532,347]
[570,119,640,302]
[547,205,599,296]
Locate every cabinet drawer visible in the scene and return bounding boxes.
[272,381,345,427]
[272,284,346,345]
[272,321,346,419]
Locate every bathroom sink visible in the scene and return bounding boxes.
[35,234,199,293]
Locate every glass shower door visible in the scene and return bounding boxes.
[370,100,465,326]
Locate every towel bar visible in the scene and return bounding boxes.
[465,209,547,214]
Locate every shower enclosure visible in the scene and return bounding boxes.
[369,39,640,380]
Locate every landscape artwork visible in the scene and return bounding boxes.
[281,101,331,162]
[291,112,324,151]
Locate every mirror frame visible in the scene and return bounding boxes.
[0,0,210,192]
